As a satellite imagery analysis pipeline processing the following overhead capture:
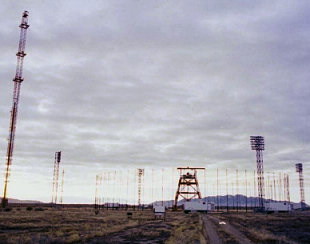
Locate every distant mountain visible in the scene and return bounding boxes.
[199,195,309,208]
[0,198,43,204]
[152,195,308,208]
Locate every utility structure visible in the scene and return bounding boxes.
[295,163,305,209]
[250,136,265,210]
[174,167,205,209]
[137,169,144,207]
[60,169,65,205]
[283,173,290,204]
[1,11,30,208]
[51,151,61,205]
[94,174,101,213]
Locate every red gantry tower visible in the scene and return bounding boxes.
[1,11,30,208]
[174,167,205,209]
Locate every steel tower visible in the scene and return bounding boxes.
[60,169,65,205]
[295,163,305,209]
[52,151,61,205]
[1,11,30,208]
[250,136,265,210]
[174,167,205,209]
[284,173,290,204]
[137,169,144,207]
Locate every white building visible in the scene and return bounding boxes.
[264,201,292,212]
[153,205,166,219]
[291,202,303,210]
[183,201,214,213]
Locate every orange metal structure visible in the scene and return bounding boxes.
[1,11,30,208]
[174,167,205,209]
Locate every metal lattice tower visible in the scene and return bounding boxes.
[137,169,144,206]
[60,169,65,205]
[295,163,305,209]
[250,136,265,210]
[94,174,100,213]
[284,173,290,204]
[1,11,30,208]
[51,151,61,205]
[174,167,205,209]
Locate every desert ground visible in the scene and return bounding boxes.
[0,206,309,243]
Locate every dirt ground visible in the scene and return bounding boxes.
[209,210,310,244]
[0,207,309,243]
[0,207,205,244]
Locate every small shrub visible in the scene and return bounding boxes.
[67,233,80,243]
[26,206,33,211]
[4,207,12,212]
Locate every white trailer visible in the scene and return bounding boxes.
[153,205,166,219]
[183,201,213,213]
[265,202,292,212]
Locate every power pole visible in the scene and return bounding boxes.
[245,170,248,212]
[137,169,144,208]
[60,169,65,205]
[250,136,265,211]
[226,169,229,212]
[273,172,276,201]
[217,168,219,211]
[284,173,290,204]
[236,169,239,212]
[2,11,30,208]
[94,175,99,213]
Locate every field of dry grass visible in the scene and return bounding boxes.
[0,207,205,243]
[0,207,309,243]
[211,210,310,244]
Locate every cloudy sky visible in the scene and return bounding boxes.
[0,0,309,203]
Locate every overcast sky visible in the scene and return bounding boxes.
[0,0,309,203]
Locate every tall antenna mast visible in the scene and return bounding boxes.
[250,136,265,211]
[295,163,305,209]
[60,169,65,205]
[52,151,61,205]
[1,11,30,208]
[283,173,290,204]
[137,169,144,207]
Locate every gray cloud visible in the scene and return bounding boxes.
[0,0,309,203]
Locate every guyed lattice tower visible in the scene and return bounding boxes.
[295,163,305,209]
[52,151,61,205]
[1,11,30,208]
[137,169,144,206]
[283,173,290,204]
[174,167,204,209]
[250,136,265,210]
[60,169,65,205]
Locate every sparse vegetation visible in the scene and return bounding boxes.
[34,207,44,211]
[0,207,309,243]
[215,211,310,244]
[0,207,206,243]
[165,212,206,244]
